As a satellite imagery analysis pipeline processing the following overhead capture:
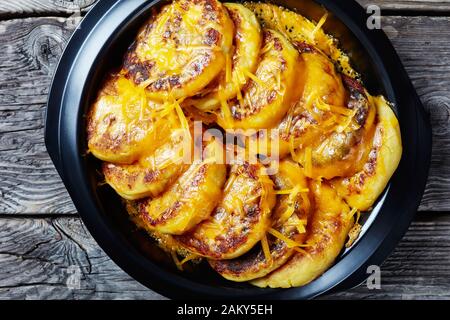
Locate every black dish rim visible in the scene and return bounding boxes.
[45,0,431,299]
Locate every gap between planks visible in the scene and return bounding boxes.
[2,1,450,21]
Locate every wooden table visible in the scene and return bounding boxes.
[0,0,449,300]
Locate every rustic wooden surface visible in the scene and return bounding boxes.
[359,0,450,12]
[0,0,450,300]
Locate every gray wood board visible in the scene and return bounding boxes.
[0,1,449,16]
[358,0,450,12]
[0,0,96,19]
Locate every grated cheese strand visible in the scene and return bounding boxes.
[304,147,313,177]
[268,228,310,249]
[261,234,273,265]
[180,253,200,265]
[171,251,183,271]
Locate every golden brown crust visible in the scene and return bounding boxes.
[175,162,275,260]
[217,29,299,130]
[102,129,189,200]
[87,74,168,164]
[251,181,354,288]
[331,96,402,211]
[209,160,311,281]
[138,159,227,235]
[186,3,262,111]
[123,0,234,101]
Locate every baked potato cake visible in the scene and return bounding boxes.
[87,75,167,164]
[209,160,311,281]
[217,29,299,130]
[251,181,355,288]
[188,3,262,111]
[123,0,234,101]
[331,95,402,211]
[137,141,227,235]
[102,126,189,200]
[176,162,276,260]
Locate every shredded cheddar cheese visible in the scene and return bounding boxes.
[310,13,328,42]
[304,147,313,177]
[268,228,310,249]
[180,253,200,265]
[261,234,273,265]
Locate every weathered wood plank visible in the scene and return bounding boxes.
[0,217,164,299]
[0,213,449,300]
[326,213,450,300]
[0,15,449,213]
[358,0,450,12]
[0,0,97,18]
[381,16,450,211]
[0,1,449,17]
[0,17,77,214]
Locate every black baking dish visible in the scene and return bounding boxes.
[45,0,432,299]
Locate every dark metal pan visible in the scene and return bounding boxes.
[45,0,431,299]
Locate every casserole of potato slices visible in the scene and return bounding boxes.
[87,0,403,289]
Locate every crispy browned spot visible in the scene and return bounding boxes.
[138,165,208,226]
[293,41,318,54]
[342,74,369,126]
[140,200,183,227]
[204,28,221,46]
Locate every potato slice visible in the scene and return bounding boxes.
[209,160,311,281]
[268,51,346,158]
[292,74,377,180]
[137,141,227,235]
[123,0,234,101]
[102,129,189,200]
[251,181,354,288]
[217,29,299,130]
[331,95,402,211]
[248,50,353,164]
[244,2,357,79]
[188,2,262,111]
[87,75,169,164]
[176,162,276,260]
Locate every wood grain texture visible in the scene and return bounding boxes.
[0,0,97,18]
[0,213,448,300]
[358,0,450,12]
[1,15,449,213]
[0,17,77,214]
[0,217,164,299]
[381,16,450,211]
[327,213,450,300]
[0,1,449,17]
